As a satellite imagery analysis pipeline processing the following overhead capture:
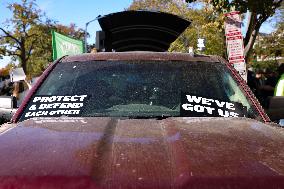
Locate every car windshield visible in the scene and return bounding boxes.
[20,60,261,121]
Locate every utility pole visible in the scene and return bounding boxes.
[84,15,101,53]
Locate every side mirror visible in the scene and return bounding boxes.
[267,96,284,122]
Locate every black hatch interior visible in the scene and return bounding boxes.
[97,10,191,52]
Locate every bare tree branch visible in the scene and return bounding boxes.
[12,45,21,51]
[6,50,21,57]
[244,18,266,58]
[0,27,21,45]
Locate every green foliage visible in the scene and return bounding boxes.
[185,0,283,62]
[0,0,85,77]
[0,63,17,84]
[186,0,283,15]
[254,31,284,60]
[253,3,284,66]
[27,22,85,76]
[251,60,279,72]
[129,0,226,56]
[0,0,42,74]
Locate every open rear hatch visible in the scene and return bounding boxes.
[97,10,191,52]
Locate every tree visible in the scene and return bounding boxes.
[129,0,226,57]
[252,3,284,70]
[0,0,43,74]
[186,0,284,63]
[26,22,85,76]
[0,63,16,77]
[0,0,86,76]
[254,28,284,61]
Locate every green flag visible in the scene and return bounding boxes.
[52,31,84,60]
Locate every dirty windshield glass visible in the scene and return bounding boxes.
[20,61,260,120]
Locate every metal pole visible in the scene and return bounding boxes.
[84,22,89,52]
[84,16,101,53]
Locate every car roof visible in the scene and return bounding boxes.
[61,51,224,63]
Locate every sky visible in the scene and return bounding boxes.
[0,0,133,68]
[0,0,133,44]
[0,0,277,68]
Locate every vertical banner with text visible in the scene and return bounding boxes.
[225,11,247,81]
[52,31,84,60]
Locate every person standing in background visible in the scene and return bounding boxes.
[12,78,32,107]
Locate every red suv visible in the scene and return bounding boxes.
[0,11,283,189]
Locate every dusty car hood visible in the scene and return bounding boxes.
[0,117,284,188]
